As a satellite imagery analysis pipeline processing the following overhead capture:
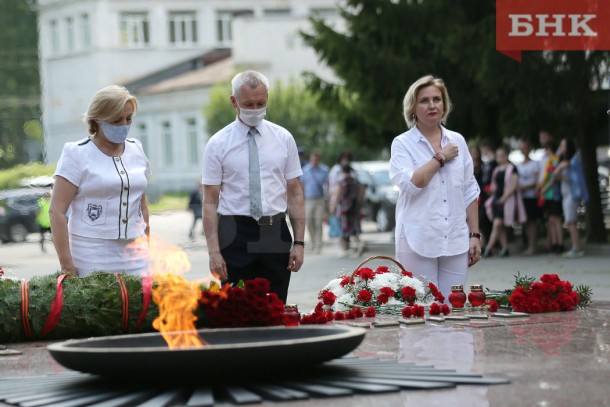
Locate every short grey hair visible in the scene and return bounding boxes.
[231,70,269,99]
[403,75,452,128]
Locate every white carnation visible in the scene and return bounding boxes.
[335,294,355,312]
[368,273,400,292]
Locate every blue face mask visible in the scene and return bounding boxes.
[99,122,130,144]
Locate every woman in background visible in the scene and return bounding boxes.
[483,145,526,258]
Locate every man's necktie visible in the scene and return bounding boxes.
[248,127,263,220]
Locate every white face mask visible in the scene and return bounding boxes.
[237,103,266,127]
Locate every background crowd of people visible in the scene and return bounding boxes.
[470,130,589,259]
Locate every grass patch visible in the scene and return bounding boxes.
[0,163,55,189]
[148,192,188,214]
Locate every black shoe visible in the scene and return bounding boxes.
[499,248,509,257]
[482,249,492,258]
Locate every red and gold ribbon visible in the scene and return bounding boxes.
[41,274,68,338]
[20,280,33,340]
[115,274,129,333]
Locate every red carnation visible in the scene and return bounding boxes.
[352,307,364,318]
[322,291,337,306]
[365,306,376,317]
[401,286,416,300]
[413,304,425,317]
[434,292,445,304]
[357,267,375,280]
[401,269,414,278]
[231,287,246,301]
[441,304,451,315]
[429,302,441,316]
[380,286,395,297]
[334,311,346,320]
[377,294,389,304]
[486,300,499,313]
[375,266,389,274]
[340,276,351,287]
[357,289,373,302]
[402,307,413,318]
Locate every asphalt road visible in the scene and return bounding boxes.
[2,210,609,312]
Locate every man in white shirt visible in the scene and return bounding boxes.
[202,70,305,303]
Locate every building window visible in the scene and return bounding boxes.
[136,123,148,157]
[120,12,150,48]
[310,8,338,18]
[263,8,291,17]
[186,118,198,165]
[66,17,75,52]
[169,11,197,46]
[161,121,173,166]
[216,10,253,46]
[80,13,91,48]
[50,19,60,54]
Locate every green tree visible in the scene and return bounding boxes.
[0,0,41,168]
[203,79,374,164]
[302,0,610,242]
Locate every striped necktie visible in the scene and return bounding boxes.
[248,127,262,220]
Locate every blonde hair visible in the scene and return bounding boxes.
[403,75,452,128]
[83,85,138,135]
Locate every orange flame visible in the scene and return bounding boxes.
[152,272,207,349]
[129,235,208,349]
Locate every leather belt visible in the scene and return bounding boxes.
[221,213,286,226]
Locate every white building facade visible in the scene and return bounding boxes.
[37,0,340,193]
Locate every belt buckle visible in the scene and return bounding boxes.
[257,216,272,226]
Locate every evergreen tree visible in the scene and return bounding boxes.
[302,0,610,242]
[0,0,41,168]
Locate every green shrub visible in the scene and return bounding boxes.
[0,163,55,190]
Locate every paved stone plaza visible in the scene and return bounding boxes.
[1,210,609,406]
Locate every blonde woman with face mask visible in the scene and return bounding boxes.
[49,85,151,276]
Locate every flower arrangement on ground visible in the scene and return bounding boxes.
[508,273,590,313]
[300,259,450,324]
[489,273,592,313]
[197,278,285,327]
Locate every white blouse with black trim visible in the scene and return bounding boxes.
[55,137,151,240]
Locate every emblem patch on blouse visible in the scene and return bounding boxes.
[87,203,103,221]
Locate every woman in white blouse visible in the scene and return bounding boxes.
[49,85,151,276]
[389,75,481,298]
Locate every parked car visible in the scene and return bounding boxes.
[0,188,51,243]
[352,161,398,232]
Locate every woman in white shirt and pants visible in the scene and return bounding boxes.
[389,75,481,298]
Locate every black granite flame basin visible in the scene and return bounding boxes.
[47,325,366,381]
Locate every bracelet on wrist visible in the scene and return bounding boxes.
[293,240,305,247]
[432,153,444,168]
[469,232,481,239]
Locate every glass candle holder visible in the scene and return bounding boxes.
[282,304,300,326]
[448,285,467,308]
[468,284,486,307]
